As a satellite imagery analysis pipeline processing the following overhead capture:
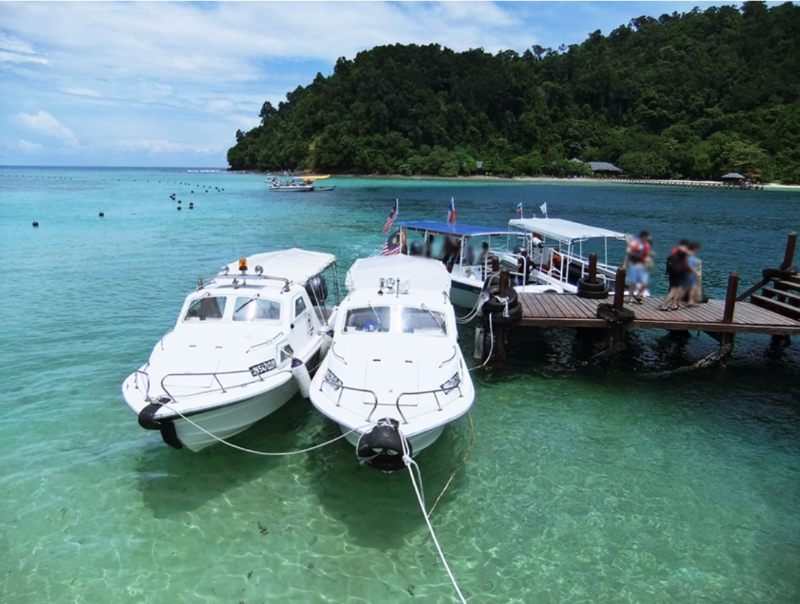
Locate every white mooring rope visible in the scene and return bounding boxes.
[161,401,368,456]
[400,433,468,604]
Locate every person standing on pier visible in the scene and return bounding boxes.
[684,241,702,306]
[662,239,690,310]
[623,230,652,304]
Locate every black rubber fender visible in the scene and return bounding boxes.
[596,302,635,325]
[485,301,523,325]
[138,403,164,430]
[483,287,518,314]
[577,277,608,293]
[357,418,409,471]
[578,288,610,300]
[763,266,798,281]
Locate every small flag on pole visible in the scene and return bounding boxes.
[382,199,398,234]
[539,202,548,217]
[516,202,523,215]
[447,197,456,223]
[381,230,403,256]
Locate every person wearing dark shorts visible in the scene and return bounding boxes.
[661,240,689,310]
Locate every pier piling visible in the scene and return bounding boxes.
[780,232,797,270]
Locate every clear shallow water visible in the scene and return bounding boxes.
[1,167,799,603]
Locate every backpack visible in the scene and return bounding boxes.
[665,252,679,276]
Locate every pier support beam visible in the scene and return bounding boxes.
[718,272,740,354]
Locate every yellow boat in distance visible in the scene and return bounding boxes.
[304,174,330,181]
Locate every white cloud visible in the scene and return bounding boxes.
[18,139,44,154]
[0,31,49,65]
[12,111,78,146]
[114,139,221,155]
[62,87,102,98]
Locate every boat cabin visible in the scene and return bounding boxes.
[508,217,627,292]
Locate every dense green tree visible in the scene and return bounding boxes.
[229,2,800,182]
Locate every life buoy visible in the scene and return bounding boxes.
[552,252,562,268]
[356,418,409,471]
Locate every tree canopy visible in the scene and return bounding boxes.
[228,2,800,183]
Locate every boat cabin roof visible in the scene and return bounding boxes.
[508,218,626,245]
[397,221,519,238]
[346,255,451,294]
[217,248,335,286]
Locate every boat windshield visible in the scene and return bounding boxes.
[232,297,282,322]
[184,296,227,321]
[343,306,447,336]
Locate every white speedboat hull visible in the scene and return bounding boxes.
[169,376,298,451]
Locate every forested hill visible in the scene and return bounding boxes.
[228,1,800,183]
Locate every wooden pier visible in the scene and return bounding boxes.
[518,292,800,335]
[481,233,800,366]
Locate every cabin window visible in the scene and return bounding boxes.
[343,306,446,336]
[294,297,307,319]
[400,308,447,335]
[344,306,392,333]
[184,296,227,321]
[232,298,281,322]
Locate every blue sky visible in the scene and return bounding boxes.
[0,1,752,168]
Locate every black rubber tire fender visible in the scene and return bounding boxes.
[485,301,523,325]
[577,277,607,293]
[483,286,518,314]
[577,288,609,300]
[357,418,408,472]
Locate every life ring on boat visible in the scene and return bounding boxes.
[596,302,635,325]
[356,418,409,471]
[552,253,562,268]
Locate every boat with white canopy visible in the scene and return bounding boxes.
[508,217,628,294]
[309,255,474,470]
[122,249,340,451]
[397,221,561,309]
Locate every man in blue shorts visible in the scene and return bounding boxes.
[623,231,652,304]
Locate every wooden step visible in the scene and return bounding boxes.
[751,294,800,320]
[774,279,800,293]
[763,287,800,305]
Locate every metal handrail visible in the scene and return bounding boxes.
[328,383,378,412]
[246,331,284,354]
[158,367,292,406]
[198,273,291,292]
[394,383,464,424]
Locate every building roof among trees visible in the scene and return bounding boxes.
[721,172,745,179]
[588,162,623,173]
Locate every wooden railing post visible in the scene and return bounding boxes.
[722,272,739,324]
[780,232,797,270]
[588,253,598,284]
[614,268,626,311]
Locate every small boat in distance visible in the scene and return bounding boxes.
[315,185,336,191]
[122,249,340,451]
[309,255,474,470]
[267,177,314,192]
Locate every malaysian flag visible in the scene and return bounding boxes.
[447,197,456,223]
[382,199,398,234]
[381,230,403,256]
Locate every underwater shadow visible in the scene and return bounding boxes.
[136,397,318,518]
[304,415,474,550]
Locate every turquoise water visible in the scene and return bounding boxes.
[1,167,799,603]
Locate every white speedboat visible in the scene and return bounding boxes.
[397,221,562,309]
[122,249,339,451]
[309,255,474,470]
[267,177,314,192]
[508,217,627,293]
